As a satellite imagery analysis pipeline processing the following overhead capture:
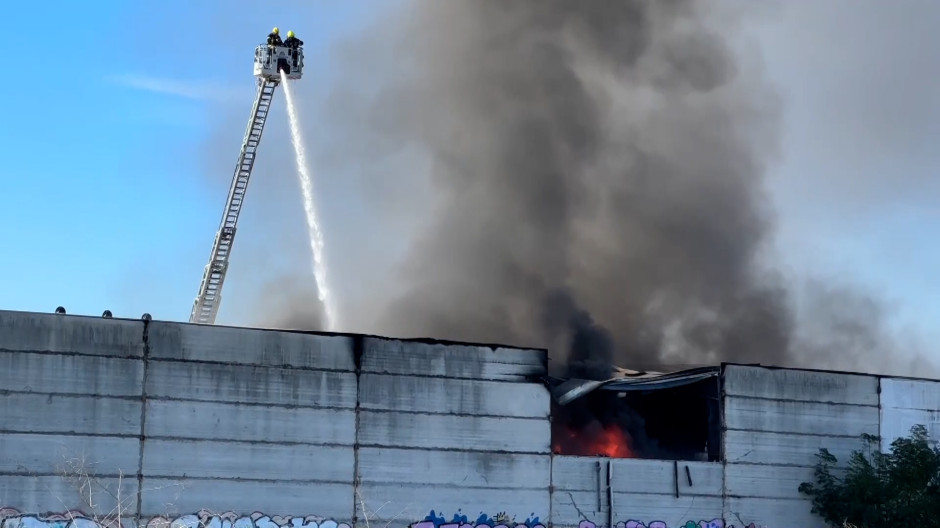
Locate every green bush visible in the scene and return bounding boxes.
[798,425,940,527]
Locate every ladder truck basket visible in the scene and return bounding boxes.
[254,45,304,81]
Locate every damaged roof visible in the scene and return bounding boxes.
[545,365,720,405]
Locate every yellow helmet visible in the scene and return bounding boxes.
[272,27,279,34]
[287,30,295,38]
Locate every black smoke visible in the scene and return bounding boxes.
[542,289,615,381]
[545,288,712,460]
[268,0,940,384]
[320,0,796,371]
[546,287,661,457]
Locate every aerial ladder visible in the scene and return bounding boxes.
[189,41,305,325]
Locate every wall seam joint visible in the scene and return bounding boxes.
[351,335,363,528]
[135,319,151,523]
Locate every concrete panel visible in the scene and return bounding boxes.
[361,338,546,381]
[359,374,549,418]
[881,377,940,410]
[0,475,139,517]
[0,352,143,397]
[880,407,940,450]
[147,361,357,409]
[358,411,550,453]
[1,394,141,436]
[358,448,549,488]
[723,365,879,405]
[148,323,355,371]
[551,456,607,492]
[0,433,140,476]
[551,490,607,528]
[724,497,823,528]
[880,378,940,449]
[140,478,353,519]
[354,483,548,528]
[142,439,354,482]
[611,495,723,527]
[724,396,879,437]
[723,430,865,467]
[0,311,144,358]
[145,400,356,445]
[610,459,722,498]
[725,464,816,500]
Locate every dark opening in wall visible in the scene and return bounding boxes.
[549,370,722,461]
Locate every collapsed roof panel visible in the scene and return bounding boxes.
[545,366,721,405]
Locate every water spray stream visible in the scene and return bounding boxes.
[280,74,338,331]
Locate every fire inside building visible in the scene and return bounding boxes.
[547,367,721,461]
[2,308,939,528]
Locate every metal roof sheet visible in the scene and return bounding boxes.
[546,365,720,405]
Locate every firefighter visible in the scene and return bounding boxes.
[284,30,303,66]
[284,30,303,49]
[267,27,283,47]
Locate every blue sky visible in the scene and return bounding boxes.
[0,1,382,323]
[1,2,938,361]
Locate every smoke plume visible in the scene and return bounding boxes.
[318,0,799,371]
[265,0,938,380]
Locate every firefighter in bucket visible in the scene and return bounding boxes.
[267,27,283,47]
[284,30,303,67]
[284,30,303,49]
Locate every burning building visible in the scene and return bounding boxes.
[1,308,939,528]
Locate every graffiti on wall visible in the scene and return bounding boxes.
[417,510,544,528]
[615,522,758,528]
[144,511,351,528]
[413,515,759,528]
[1,509,759,528]
[0,510,351,528]
[1,508,119,528]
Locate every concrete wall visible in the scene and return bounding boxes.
[0,310,552,528]
[4,310,940,528]
[880,377,940,451]
[551,456,609,527]
[551,364,940,528]
[551,457,724,528]
[554,366,885,528]
[356,338,550,528]
[722,364,882,527]
[0,312,145,522]
[140,322,358,519]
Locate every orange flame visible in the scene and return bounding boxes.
[592,424,635,458]
[552,423,635,458]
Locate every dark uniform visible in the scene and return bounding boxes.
[284,32,303,67]
[284,35,303,49]
[267,31,283,46]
